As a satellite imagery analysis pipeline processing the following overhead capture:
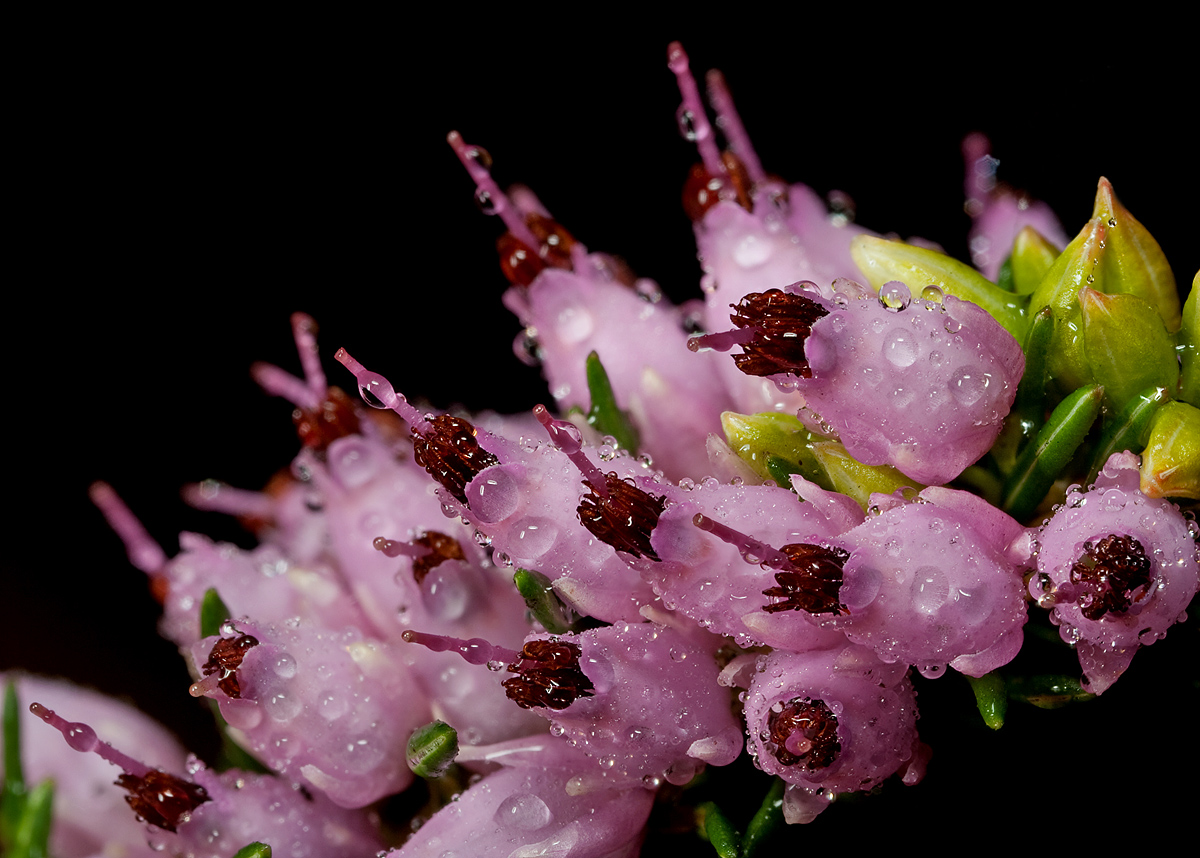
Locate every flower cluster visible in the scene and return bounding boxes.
[4,42,1197,858]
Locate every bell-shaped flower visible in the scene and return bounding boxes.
[1029,451,1200,693]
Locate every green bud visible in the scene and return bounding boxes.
[1010,226,1061,296]
[407,721,459,779]
[513,568,576,634]
[231,844,273,858]
[1178,270,1199,407]
[850,235,1027,339]
[1080,288,1178,411]
[810,441,924,510]
[1140,401,1200,499]
[719,411,830,489]
[1029,217,1107,394]
[585,351,639,454]
[1092,178,1180,331]
[966,673,1007,730]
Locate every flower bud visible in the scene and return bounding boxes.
[1140,401,1200,499]
[1080,287,1179,410]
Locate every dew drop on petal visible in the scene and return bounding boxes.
[910,566,949,614]
[883,329,918,367]
[494,793,553,831]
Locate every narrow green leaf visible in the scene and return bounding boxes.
[850,235,1028,340]
[966,673,1007,730]
[1087,386,1168,482]
[585,351,639,454]
[741,778,785,858]
[407,721,459,779]
[995,254,1015,292]
[11,778,53,858]
[2,681,27,847]
[1007,675,1093,709]
[991,306,1055,476]
[697,801,740,858]
[200,587,232,639]
[232,843,273,858]
[513,568,576,634]
[1002,384,1104,521]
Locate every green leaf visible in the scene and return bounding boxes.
[1178,270,1199,407]
[741,778,785,858]
[1001,384,1104,522]
[850,235,1028,340]
[697,801,740,858]
[1080,288,1178,411]
[1007,675,1093,709]
[585,351,639,454]
[10,778,53,858]
[200,587,232,639]
[995,254,1015,292]
[966,673,1007,730]
[1087,385,1168,482]
[407,721,459,779]
[232,843,273,858]
[2,681,26,847]
[1010,226,1061,296]
[513,568,576,634]
[992,306,1055,476]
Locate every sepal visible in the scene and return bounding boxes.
[809,441,924,510]
[1178,270,1199,406]
[1140,400,1200,499]
[720,411,830,489]
[1010,226,1060,295]
[1080,287,1178,410]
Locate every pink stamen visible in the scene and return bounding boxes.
[692,513,791,570]
[250,361,318,411]
[30,702,151,777]
[667,42,723,176]
[291,312,327,402]
[533,404,609,498]
[182,480,275,519]
[373,536,434,559]
[401,630,521,666]
[88,482,167,573]
[447,130,542,251]
[334,348,430,432]
[187,673,225,698]
[705,69,766,185]
[686,327,758,353]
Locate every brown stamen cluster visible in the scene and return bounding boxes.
[411,414,499,504]
[767,697,841,770]
[115,770,210,832]
[1070,534,1154,620]
[201,633,259,698]
[411,530,466,585]
[577,473,667,561]
[498,213,577,287]
[682,151,753,222]
[502,639,595,710]
[763,544,850,615]
[729,290,829,378]
[293,386,361,452]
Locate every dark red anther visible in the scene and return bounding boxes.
[502,638,595,710]
[115,769,210,832]
[681,152,753,222]
[1070,534,1154,621]
[762,544,850,616]
[411,531,466,585]
[577,473,667,561]
[497,213,577,287]
[497,233,546,287]
[293,386,361,452]
[767,697,841,770]
[411,414,500,504]
[728,290,829,378]
[201,634,259,698]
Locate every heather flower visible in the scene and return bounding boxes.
[738,644,923,823]
[1029,451,1200,694]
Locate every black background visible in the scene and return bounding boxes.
[7,18,1196,849]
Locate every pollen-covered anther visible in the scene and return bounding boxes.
[577,473,667,561]
[411,531,466,585]
[767,697,841,770]
[763,544,850,616]
[726,290,829,378]
[115,770,211,833]
[411,414,499,504]
[1069,534,1154,621]
[201,633,260,698]
[292,385,361,451]
[502,639,595,710]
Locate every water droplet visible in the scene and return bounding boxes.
[921,285,944,304]
[265,687,302,721]
[273,653,297,678]
[474,187,498,215]
[511,517,559,561]
[676,107,699,141]
[494,793,553,831]
[318,690,349,721]
[943,317,963,334]
[65,721,98,752]
[911,566,949,615]
[950,367,989,407]
[883,329,918,367]
[879,282,911,311]
[470,468,521,524]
